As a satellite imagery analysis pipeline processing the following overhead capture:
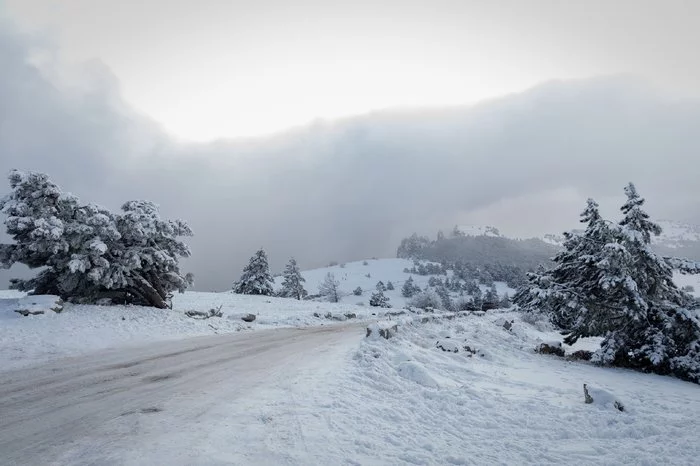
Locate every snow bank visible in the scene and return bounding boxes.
[286,311,700,465]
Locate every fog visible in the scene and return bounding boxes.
[1,20,700,291]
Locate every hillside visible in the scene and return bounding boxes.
[275,258,516,309]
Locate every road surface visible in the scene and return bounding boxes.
[0,323,364,465]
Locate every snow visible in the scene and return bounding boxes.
[2,259,700,464]
[290,311,700,465]
[275,258,516,309]
[0,258,517,371]
[654,220,700,248]
[673,271,700,297]
[0,289,379,371]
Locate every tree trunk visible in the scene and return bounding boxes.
[132,275,168,309]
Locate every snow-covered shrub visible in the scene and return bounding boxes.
[353,286,363,296]
[369,289,391,308]
[408,289,442,310]
[0,170,193,309]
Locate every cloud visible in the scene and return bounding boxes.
[1,21,700,291]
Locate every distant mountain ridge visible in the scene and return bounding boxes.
[457,221,700,260]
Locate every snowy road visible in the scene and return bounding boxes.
[0,323,365,465]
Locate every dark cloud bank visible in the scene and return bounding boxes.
[1,21,699,291]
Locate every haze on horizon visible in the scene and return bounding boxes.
[1,0,700,290]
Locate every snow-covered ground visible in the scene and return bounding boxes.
[8,310,697,465]
[310,312,700,465]
[2,261,700,464]
[0,258,516,372]
[0,290,373,372]
[673,271,700,297]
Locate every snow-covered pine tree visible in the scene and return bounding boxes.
[483,286,500,311]
[353,286,363,296]
[369,289,391,308]
[402,276,418,297]
[0,171,193,308]
[376,281,386,291]
[318,272,341,303]
[386,281,395,290]
[590,183,700,381]
[279,257,307,300]
[499,293,511,308]
[108,200,194,308]
[514,198,614,332]
[233,248,274,295]
[435,285,454,311]
[515,185,700,383]
[471,287,484,311]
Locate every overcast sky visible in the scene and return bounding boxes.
[4,0,700,141]
[1,1,699,290]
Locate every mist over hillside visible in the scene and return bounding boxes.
[2,21,700,291]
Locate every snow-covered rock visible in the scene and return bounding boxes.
[583,384,625,412]
[535,341,565,357]
[13,295,63,316]
[366,321,398,340]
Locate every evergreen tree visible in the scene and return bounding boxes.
[499,293,512,308]
[369,289,391,308]
[386,281,395,290]
[353,286,363,296]
[0,170,193,308]
[514,198,614,332]
[402,276,419,298]
[472,287,483,311]
[396,233,431,258]
[435,285,454,311]
[279,257,307,300]
[515,185,700,383]
[318,272,341,303]
[376,280,386,291]
[483,285,500,310]
[233,248,274,295]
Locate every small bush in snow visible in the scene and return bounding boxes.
[353,286,363,296]
[408,289,443,310]
[386,281,395,290]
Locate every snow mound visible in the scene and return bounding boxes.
[366,321,398,340]
[584,384,625,412]
[396,361,440,388]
